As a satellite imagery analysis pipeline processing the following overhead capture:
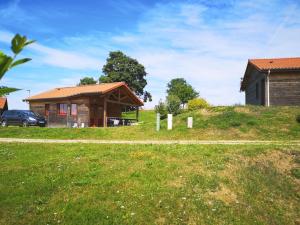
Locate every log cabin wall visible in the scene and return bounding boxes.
[29,102,45,115]
[269,72,300,106]
[89,96,104,127]
[245,70,266,105]
[29,96,123,127]
[30,97,90,127]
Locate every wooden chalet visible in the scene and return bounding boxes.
[240,57,300,106]
[24,82,143,127]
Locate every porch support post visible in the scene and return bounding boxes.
[266,70,270,107]
[136,106,139,122]
[103,97,107,127]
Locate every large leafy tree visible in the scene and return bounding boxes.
[0,34,35,96]
[167,78,199,106]
[78,76,97,86]
[100,51,152,102]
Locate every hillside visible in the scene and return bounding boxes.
[1,143,300,225]
[0,106,299,140]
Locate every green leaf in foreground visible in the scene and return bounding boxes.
[10,58,32,69]
[0,54,13,79]
[0,86,21,96]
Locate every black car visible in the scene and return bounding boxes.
[0,110,47,127]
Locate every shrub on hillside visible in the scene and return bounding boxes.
[154,100,167,119]
[296,115,300,123]
[166,95,181,115]
[291,168,300,179]
[188,98,210,111]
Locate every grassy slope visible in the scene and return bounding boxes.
[0,143,299,225]
[0,106,299,140]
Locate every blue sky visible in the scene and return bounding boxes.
[1,0,300,109]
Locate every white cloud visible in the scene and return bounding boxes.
[2,0,300,110]
[0,30,11,43]
[29,43,100,70]
[0,30,101,70]
[111,1,300,108]
[2,73,85,110]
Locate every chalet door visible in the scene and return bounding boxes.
[261,79,265,105]
[90,105,103,127]
[97,106,103,127]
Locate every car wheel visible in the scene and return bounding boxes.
[1,120,8,127]
[22,121,28,127]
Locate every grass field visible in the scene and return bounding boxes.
[0,106,299,140]
[1,106,299,224]
[0,143,299,225]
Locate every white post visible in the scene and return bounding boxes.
[167,114,173,130]
[156,113,160,131]
[187,117,193,128]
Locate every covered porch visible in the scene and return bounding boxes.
[88,85,142,127]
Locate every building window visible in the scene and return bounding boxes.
[255,82,259,100]
[58,103,68,115]
[71,104,77,116]
[45,104,49,116]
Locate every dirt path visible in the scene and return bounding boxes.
[0,138,300,145]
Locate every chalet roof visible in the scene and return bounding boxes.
[240,57,300,91]
[249,57,300,70]
[25,82,144,106]
[0,97,7,109]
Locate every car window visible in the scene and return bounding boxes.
[3,111,13,116]
[24,111,38,117]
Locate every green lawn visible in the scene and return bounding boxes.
[0,106,300,140]
[0,143,299,225]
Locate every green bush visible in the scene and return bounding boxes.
[166,95,181,115]
[154,100,167,119]
[230,121,241,127]
[188,98,209,110]
[291,168,300,179]
[247,120,257,126]
[296,115,300,123]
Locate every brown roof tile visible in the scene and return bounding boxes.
[25,82,143,105]
[249,57,300,70]
[0,97,7,109]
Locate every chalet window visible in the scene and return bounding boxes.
[45,104,49,116]
[58,103,68,115]
[71,104,77,116]
[255,82,259,100]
